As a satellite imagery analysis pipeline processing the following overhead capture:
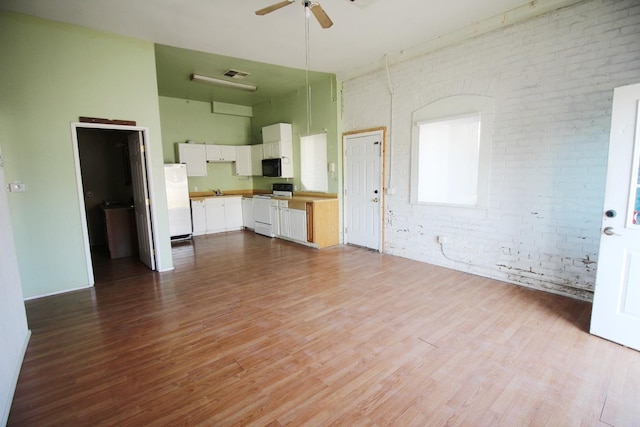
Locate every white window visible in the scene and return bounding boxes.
[300,132,328,192]
[411,95,494,208]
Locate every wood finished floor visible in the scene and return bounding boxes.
[9,231,640,426]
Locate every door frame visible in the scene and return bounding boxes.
[342,127,386,252]
[71,122,158,285]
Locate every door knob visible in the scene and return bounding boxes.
[603,226,616,236]
[372,197,379,202]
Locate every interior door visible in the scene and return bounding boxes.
[128,132,155,270]
[590,83,640,351]
[344,131,383,251]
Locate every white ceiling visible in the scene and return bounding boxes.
[0,0,582,79]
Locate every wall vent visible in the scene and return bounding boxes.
[223,69,251,80]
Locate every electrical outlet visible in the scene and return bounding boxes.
[437,235,448,244]
[8,181,26,192]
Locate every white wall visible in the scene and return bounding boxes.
[342,0,640,300]
[0,149,30,425]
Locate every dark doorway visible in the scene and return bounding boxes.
[76,128,149,284]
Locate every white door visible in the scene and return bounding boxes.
[128,132,156,270]
[344,131,383,250]
[590,83,640,351]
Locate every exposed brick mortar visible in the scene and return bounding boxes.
[343,0,640,301]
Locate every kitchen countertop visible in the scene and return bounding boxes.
[189,191,337,202]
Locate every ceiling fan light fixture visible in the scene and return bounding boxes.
[309,2,333,28]
[190,73,257,92]
[257,0,333,29]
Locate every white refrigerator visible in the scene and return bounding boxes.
[164,164,192,239]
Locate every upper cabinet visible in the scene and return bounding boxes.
[263,141,282,159]
[236,145,264,176]
[251,144,264,176]
[177,142,240,177]
[235,146,252,176]
[262,123,294,178]
[262,123,292,144]
[206,144,237,162]
[177,143,207,177]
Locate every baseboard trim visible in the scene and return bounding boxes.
[24,284,93,301]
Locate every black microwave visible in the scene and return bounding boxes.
[262,158,282,177]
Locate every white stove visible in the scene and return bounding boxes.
[253,183,293,237]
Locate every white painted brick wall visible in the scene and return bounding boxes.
[342,0,640,300]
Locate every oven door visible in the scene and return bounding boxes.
[253,197,274,237]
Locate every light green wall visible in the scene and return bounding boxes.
[159,96,253,192]
[0,12,173,298]
[251,76,341,193]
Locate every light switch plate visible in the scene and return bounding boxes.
[8,181,26,192]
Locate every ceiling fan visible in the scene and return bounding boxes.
[255,0,334,29]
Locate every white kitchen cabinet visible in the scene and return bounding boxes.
[262,140,293,178]
[206,144,236,162]
[278,200,291,238]
[224,197,243,231]
[261,123,293,178]
[177,143,207,176]
[191,199,207,236]
[263,141,281,159]
[289,208,307,242]
[262,123,292,143]
[270,200,281,236]
[251,144,263,176]
[263,140,293,160]
[204,198,226,234]
[235,146,252,176]
[242,197,254,229]
[201,196,243,234]
[277,200,306,243]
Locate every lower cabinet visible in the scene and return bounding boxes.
[205,198,226,234]
[192,196,243,235]
[305,199,339,248]
[225,197,243,231]
[241,197,254,229]
[191,195,338,248]
[289,209,307,242]
[191,200,206,236]
[276,200,307,244]
[270,200,281,236]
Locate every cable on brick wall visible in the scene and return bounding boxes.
[385,54,394,194]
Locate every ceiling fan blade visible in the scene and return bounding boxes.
[255,0,295,16]
[309,2,333,28]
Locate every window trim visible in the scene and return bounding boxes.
[410,95,494,209]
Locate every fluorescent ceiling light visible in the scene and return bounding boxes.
[190,73,257,92]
